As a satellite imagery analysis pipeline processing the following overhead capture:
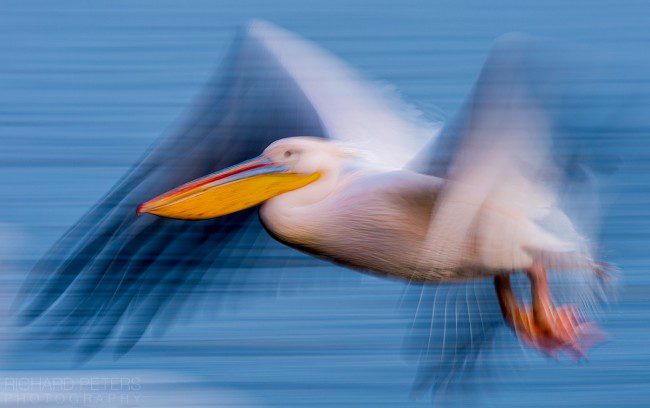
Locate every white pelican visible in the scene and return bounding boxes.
[20,21,614,389]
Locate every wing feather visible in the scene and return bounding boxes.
[17,22,346,355]
[410,34,624,274]
[19,20,438,357]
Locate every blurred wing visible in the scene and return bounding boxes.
[410,33,625,274]
[405,34,629,392]
[18,20,433,357]
[402,280,504,395]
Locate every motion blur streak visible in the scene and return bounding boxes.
[1,1,650,407]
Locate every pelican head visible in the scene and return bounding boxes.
[137,137,348,220]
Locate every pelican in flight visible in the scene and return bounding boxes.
[20,21,615,388]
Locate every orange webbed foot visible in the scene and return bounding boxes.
[495,263,607,360]
[510,304,606,360]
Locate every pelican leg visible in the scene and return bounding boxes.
[494,262,605,359]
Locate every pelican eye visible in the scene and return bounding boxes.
[283,150,294,158]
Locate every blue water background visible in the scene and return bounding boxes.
[0,0,649,406]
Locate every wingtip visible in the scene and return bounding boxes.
[244,19,290,41]
[244,19,273,35]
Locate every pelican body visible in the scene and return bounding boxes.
[139,133,604,358]
[139,137,523,283]
[139,136,592,284]
[262,167,444,282]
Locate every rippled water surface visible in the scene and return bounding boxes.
[1,0,649,406]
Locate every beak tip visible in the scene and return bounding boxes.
[136,203,146,216]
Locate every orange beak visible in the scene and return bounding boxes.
[137,155,319,220]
